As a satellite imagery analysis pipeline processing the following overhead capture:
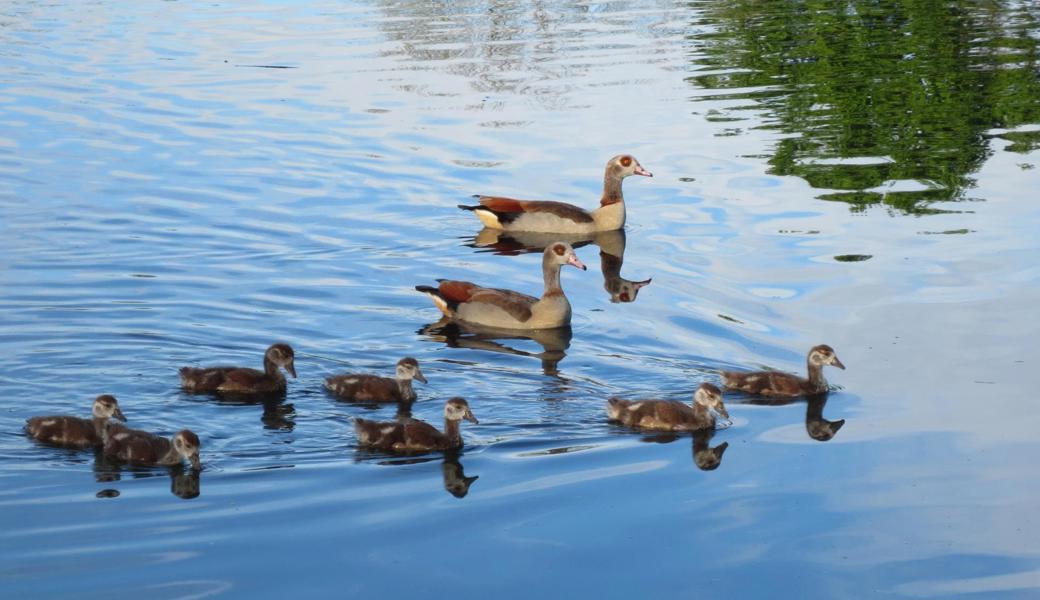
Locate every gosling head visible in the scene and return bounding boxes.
[444,397,479,424]
[694,383,729,420]
[808,345,845,371]
[547,242,587,271]
[266,343,297,378]
[396,357,427,384]
[93,395,126,422]
[608,154,653,179]
[173,429,202,470]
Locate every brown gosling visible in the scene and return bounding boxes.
[607,383,729,432]
[325,357,427,403]
[103,425,201,470]
[721,344,845,398]
[355,397,478,453]
[179,343,296,395]
[26,395,127,449]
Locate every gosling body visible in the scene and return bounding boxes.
[180,343,296,395]
[607,383,728,432]
[26,395,126,449]
[355,397,478,453]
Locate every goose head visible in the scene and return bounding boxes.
[93,394,126,422]
[545,241,587,271]
[808,344,845,370]
[607,154,653,179]
[694,383,729,420]
[173,429,202,470]
[445,397,479,424]
[266,343,297,378]
[396,357,427,384]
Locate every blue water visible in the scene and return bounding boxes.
[2,1,1039,598]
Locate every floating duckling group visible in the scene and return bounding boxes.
[25,155,847,480]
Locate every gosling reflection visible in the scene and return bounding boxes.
[184,393,296,432]
[366,452,479,498]
[805,394,845,442]
[418,318,572,375]
[739,393,845,442]
[467,228,652,303]
[639,429,729,471]
[92,449,201,499]
[442,451,479,498]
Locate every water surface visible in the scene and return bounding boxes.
[2,1,1039,598]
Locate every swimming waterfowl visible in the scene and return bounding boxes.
[458,155,652,233]
[468,229,651,304]
[325,357,427,403]
[721,344,845,398]
[355,397,478,453]
[26,395,127,449]
[103,425,201,470]
[179,343,296,395]
[607,383,729,432]
[416,242,586,329]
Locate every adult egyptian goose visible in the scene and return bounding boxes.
[721,344,845,398]
[103,425,201,470]
[416,242,586,329]
[26,394,127,449]
[607,383,729,432]
[354,397,478,453]
[179,343,296,395]
[325,357,427,403]
[458,155,652,233]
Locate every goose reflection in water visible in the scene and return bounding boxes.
[467,228,652,303]
[738,393,846,442]
[93,449,201,499]
[640,429,730,471]
[182,391,296,432]
[364,451,479,499]
[418,318,572,375]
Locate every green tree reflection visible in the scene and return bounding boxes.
[689,0,1040,213]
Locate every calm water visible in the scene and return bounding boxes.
[2,0,1039,597]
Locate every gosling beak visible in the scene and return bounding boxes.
[415,371,428,384]
[113,407,127,422]
[464,410,479,424]
[567,254,587,271]
[832,357,846,370]
[189,453,201,470]
[286,362,297,378]
[714,404,730,420]
[634,165,653,177]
